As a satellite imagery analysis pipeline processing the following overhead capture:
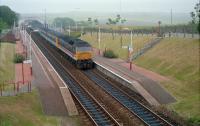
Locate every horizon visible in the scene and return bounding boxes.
[1,0,198,14]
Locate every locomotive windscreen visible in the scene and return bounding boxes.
[76,47,92,52]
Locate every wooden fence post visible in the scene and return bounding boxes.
[22,62,24,84]
[14,83,16,92]
[0,84,2,96]
[17,82,19,93]
[29,82,31,92]
[3,81,5,91]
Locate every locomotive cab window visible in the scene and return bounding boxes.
[76,47,92,52]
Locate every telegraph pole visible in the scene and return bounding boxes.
[171,9,173,25]
[75,22,77,32]
[131,30,133,47]
[69,25,71,36]
[60,23,62,33]
[44,9,46,28]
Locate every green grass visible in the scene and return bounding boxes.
[0,90,60,126]
[0,42,81,126]
[81,33,156,59]
[0,42,59,126]
[0,42,15,83]
[134,38,200,121]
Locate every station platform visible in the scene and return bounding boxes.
[31,39,78,116]
[93,56,176,106]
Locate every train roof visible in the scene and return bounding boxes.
[47,29,91,47]
[27,20,91,47]
[71,39,91,47]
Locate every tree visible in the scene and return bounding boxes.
[106,14,127,41]
[94,19,99,26]
[190,2,200,34]
[158,21,162,37]
[0,19,8,33]
[0,6,19,33]
[53,17,75,30]
[87,17,92,25]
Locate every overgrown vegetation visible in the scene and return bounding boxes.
[13,54,25,63]
[103,49,118,58]
[67,31,82,38]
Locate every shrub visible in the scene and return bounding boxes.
[70,32,82,38]
[13,54,24,63]
[187,116,200,126]
[103,49,118,58]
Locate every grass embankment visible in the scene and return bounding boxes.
[81,33,156,59]
[0,90,60,126]
[0,42,60,126]
[0,42,15,83]
[134,38,200,123]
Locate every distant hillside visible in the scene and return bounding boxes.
[20,11,191,26]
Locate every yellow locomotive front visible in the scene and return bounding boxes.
[75,47,93,60]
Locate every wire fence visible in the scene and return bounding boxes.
[132,38,162,60]
[0,81,32,96]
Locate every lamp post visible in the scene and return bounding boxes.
[98,26,101,55]
[29,30,39,75]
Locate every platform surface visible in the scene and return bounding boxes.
[31,38,78,116]
[94,56,176,105]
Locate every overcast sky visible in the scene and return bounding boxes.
[0,0,198,14]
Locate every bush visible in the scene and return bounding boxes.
[13,54,24,63]
[70,32,82,38]
[103,49,118,58]
[187,116,200,126]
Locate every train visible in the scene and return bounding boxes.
[27,20,94,69]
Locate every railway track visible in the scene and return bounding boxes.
[84,70,174,126]
[30,30,175,126]
[31,32,121,126]
[91,70,179,125]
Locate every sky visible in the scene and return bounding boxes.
[0,0,198,14]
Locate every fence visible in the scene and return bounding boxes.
[0,81,32,96]
[132,38,162,60]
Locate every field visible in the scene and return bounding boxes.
[81,33,156,59]
[134,38,200,121]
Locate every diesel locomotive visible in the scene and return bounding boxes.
[28,20,94,69]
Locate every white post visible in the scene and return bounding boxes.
[69,25,71,36]
[131,30,133,47]
[29,33,32,61]
[75,22,77,32]
[29,32,33,75]
[98,26,101,55]
[81,26,83,37]
[60,23,62,33]
[24,30,26,45]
